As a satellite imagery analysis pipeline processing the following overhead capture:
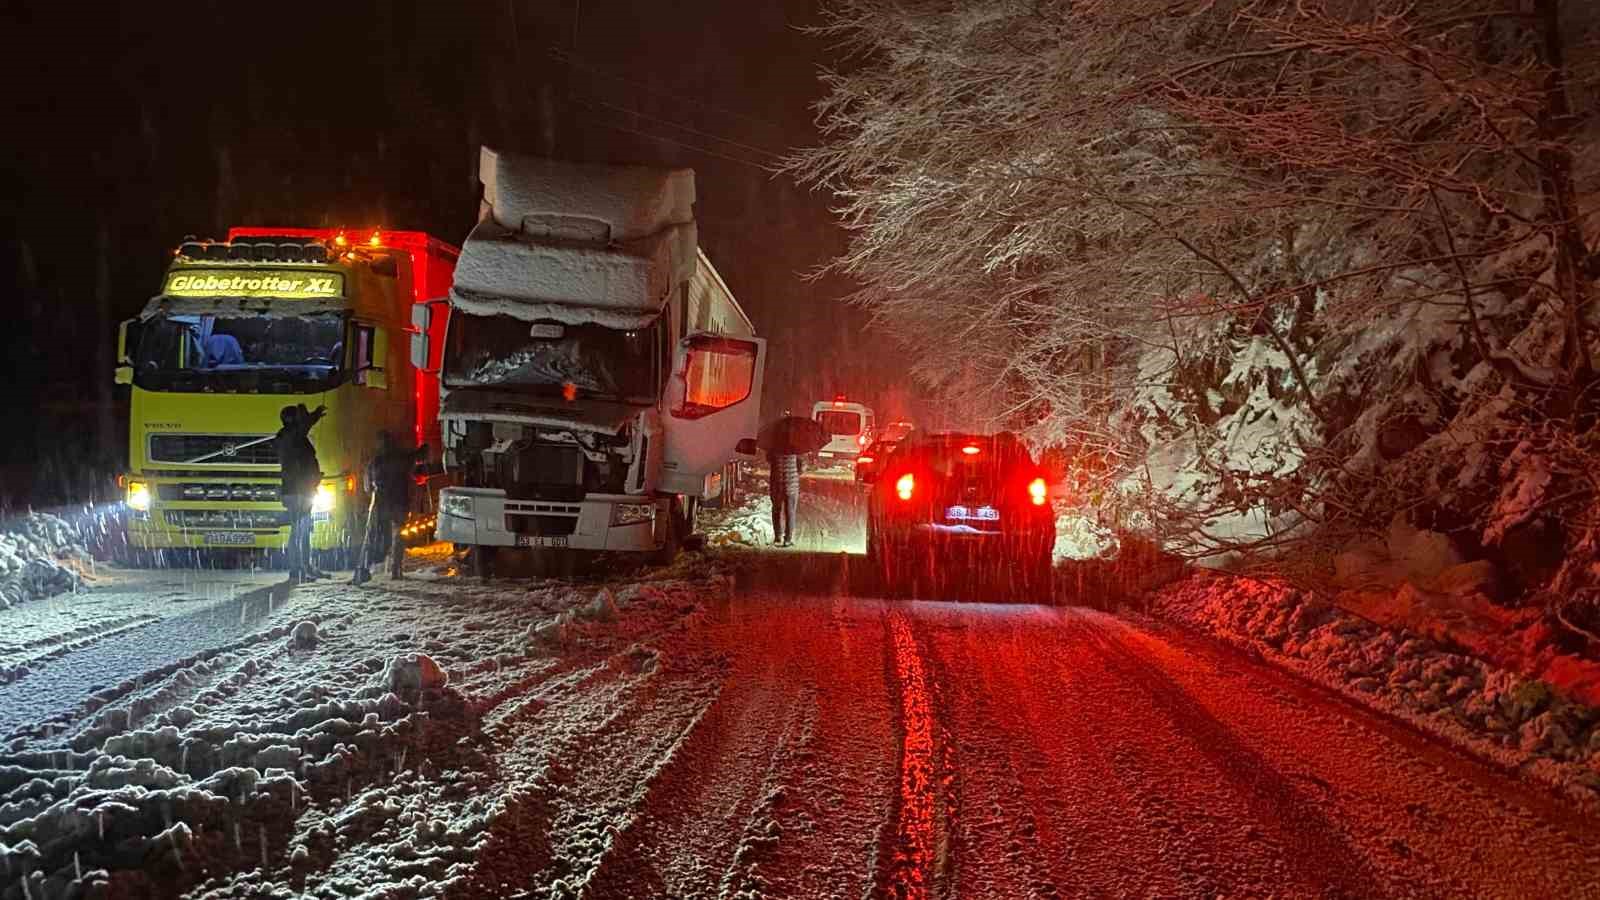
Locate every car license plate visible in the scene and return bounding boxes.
[515,535,569,548]
[203,531,255,546]
[946,505,1000,521]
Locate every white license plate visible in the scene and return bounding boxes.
[946,505,1000,521]
[516,535,569,548]
[204,531,256,546]
[818,451,834,458]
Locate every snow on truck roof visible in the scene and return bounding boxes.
[451,148,703,327]
[479,147,695,242]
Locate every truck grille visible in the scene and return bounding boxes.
[166,509,286,530]
[502,443,584,501]
[506,501,580,537]
[149,434,278,466]
[158,483,279,502]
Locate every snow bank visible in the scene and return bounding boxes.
[1053,510,1119,561]
[1152,573,1600,801]
[704,492,775,548]
[0,514,87,610]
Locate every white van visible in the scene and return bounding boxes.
[812,396,875,462]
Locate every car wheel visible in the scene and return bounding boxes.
[1021,551,1054,603]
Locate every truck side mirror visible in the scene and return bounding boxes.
[114,365,133,386]
[409,301,441,374]
[116,318,136,365]
[409,332,430,372]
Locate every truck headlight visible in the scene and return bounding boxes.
[312,483,336,514]
[610,503,656,526]
[442,493,474,519]
[127,481,151,512]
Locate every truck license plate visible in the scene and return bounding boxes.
[204,531,255,546]
[516,535,569,548]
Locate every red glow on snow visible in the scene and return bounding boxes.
[888,614,933,900]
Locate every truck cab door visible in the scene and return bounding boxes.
[659,332,766,495]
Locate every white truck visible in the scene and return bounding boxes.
[412,148,766,574]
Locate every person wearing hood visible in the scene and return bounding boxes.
[276,403,327,583]
[353,431,427,585]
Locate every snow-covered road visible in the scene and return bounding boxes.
[2,545,1597,899]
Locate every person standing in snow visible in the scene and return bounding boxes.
[353,431,427,585]
[766,442,804,547]
[276,403,327,583]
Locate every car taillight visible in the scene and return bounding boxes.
[896,473,915,501]
[1028,477,1048,506]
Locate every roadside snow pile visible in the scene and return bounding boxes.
[1153,573,1600,800]
[1054,511,1119,561]
[0,513,88,609]
[703,492,774,548]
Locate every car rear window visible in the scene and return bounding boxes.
[903,437,1032,477]
[817,410,862,435]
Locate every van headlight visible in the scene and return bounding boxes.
[127,481,151,512]
[610,503,656,526]
[312,483,337,514]
[442,493,474,519]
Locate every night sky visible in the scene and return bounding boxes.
[4,1,905,502]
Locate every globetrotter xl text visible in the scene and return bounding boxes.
[164,270,344,299]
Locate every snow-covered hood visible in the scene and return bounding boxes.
[439,388,641,435]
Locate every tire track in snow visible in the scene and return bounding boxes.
[0,579,317,741]
[915,612,1059,900]
[0,613,160,686]
[878,611,945,900]
[581,657,817,899]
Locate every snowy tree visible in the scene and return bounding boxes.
[791,0,1600,585]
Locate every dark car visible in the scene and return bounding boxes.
[862,432,1055,599]
[853,437,902,484]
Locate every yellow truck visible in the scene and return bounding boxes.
[115,228,459,562]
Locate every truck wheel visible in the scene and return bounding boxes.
[472,545,495,580]
[650,499,683,566]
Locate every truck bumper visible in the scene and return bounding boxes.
[125,510,343,550]
[121,474,353,551]
[436,487,669,553]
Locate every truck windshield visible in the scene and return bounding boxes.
[132,313,345,394]
[444,313,660,404]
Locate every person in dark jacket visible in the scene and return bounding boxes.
[353,431,427,585]
[276,403,327,583]
[766,445,803,547]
